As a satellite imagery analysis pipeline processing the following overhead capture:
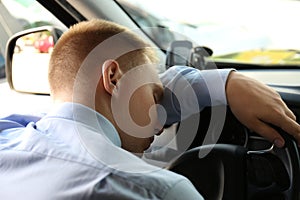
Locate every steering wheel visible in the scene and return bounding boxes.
[167,106,300,200]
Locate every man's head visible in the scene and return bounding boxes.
[48,19,164,154]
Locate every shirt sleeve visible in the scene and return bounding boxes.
[159,66,234,125]
[163,179,204,200]
[92,172,204,200]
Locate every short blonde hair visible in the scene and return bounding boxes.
[48,19,158,96]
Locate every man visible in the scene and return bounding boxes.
[0,19,203,200]
[0,19,299,199]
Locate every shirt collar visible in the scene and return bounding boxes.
[45,102,122,147]
[42,102,160,173]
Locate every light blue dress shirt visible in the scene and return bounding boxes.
[0,66,232,199]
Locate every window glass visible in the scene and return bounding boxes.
[0,0,66,78]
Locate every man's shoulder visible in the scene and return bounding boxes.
[0,114,42,130]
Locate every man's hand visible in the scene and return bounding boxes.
[226,71,300,148]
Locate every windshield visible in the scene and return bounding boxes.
[116,0,300,66]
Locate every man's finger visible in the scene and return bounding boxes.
[250,119,285,148]
[259,109,300,146]
[278,116,300,145]
[284,107,297,121]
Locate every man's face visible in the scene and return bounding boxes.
[111,64,164,154]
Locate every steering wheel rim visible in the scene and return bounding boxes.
[168,131,300,200]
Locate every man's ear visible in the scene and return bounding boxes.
[102,59,122,95]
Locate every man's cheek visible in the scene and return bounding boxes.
[129,99,151,127]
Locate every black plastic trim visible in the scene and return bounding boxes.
[37,0,86,27]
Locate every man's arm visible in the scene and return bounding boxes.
[159,65,232,125]
[159,65,300,147]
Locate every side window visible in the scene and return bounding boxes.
[0,0,66,78]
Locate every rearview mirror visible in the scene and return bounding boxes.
[5,26,63,94]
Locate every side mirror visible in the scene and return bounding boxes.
[5,26,64,94]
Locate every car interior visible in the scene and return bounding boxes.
[1,0,300,199]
